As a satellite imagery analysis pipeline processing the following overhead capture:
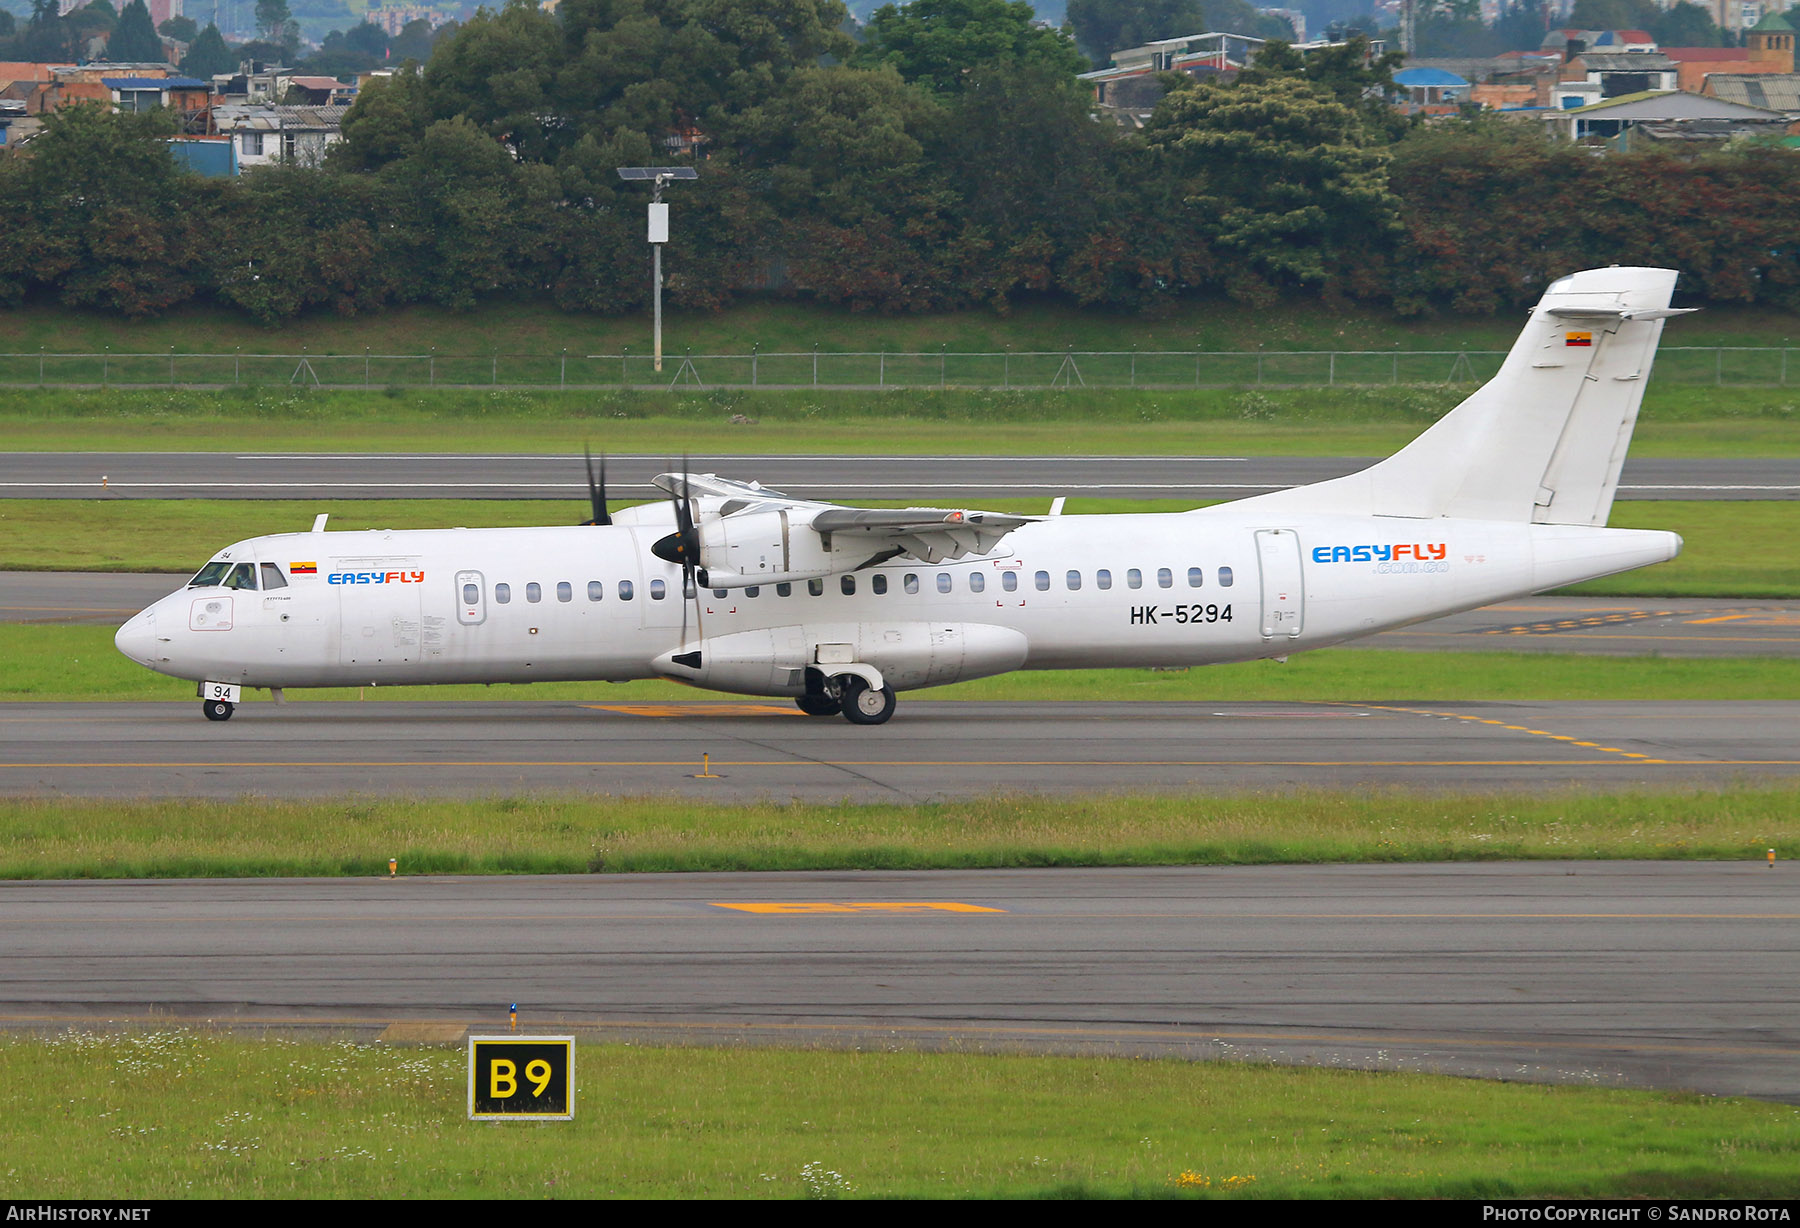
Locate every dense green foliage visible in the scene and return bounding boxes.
[2,5,1797,323]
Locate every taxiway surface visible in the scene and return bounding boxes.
[4,699,1796,799]
[4,863,1795,1101]
[5,452,1797,500]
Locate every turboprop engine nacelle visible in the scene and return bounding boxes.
[698,509,840,589]
[650,622,1031,695]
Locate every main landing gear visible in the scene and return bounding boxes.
[796,673,897,725]
[202,699,235,721]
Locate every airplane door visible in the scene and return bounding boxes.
[1255,529,1304,639]
[337,564,425,667]
[455,570,487,626]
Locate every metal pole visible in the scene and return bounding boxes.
[169,346,175,385]
[879,351,884,388]
[940,344,946,389]
[38,347,43,386]
[1329,351,1336,387]
[561,348,566,390]
[653,243,663,374]
[430,347,435,386]
[1004,351,1009,390]
[234,347,239,386]
[103,346,108,386]
[752,344,758,387]
[1716,348,1722,386]
[365,347,370,388]
[492,351,497,385]
[813,345,818,388]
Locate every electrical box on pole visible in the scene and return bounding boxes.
[617,167,696,375]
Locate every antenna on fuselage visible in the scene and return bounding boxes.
[311,513,329,532]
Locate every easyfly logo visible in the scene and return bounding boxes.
[329,570,426,585]
[1311,544,1447,563]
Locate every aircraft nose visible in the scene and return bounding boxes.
[115,608,157,665]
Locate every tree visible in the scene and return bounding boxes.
[1144,74,1401,306]
[158,14,198,42]
[21,0,72,60]
[0,102,210,315]
[1237,34,1408,141]
[854,0,1087,94]
[255,0,290,40]
[0,9,16,43]
[1066,0,1203,66]
[181,23,237,79]
[1649,2,1725,48]
[107,0,167,63]
[330,66,432,171]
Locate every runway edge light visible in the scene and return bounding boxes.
[1770,848,1776,868]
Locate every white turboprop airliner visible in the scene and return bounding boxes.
[117,267,1689,725]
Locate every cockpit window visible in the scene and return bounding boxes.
[260,563,288,590]
[188,561,232,588]
[224,563,258,591]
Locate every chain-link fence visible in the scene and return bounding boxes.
[0,346,1791,390]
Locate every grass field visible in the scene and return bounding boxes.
[4,295,1798,358]
[2,498,1787,597]
[2,382,1797,457]
[0,788,1791,880]
[7,1031,1798,1199]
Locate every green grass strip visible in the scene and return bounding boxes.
[3,384,1798,456]
[5,1031,1797,1198]
[2,789,1793,880]
[6,624,1797,704]
[3,498,1792,597]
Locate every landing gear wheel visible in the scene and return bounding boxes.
[202,699,235,722]
[795,694,841,717]
[838,675,896,726]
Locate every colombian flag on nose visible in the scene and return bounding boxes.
[1565,332,1593,347]
[290,562,318,574]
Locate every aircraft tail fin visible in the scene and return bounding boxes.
[1228,268,1690,526]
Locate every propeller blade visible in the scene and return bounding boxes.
[581,445,611,526]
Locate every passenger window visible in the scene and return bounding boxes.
[1188,567,1203,588]
[495,583,511,604]
[619,580,634,601]
[588,581,603,601]
[1066,570,1081,591]
[745,586,759,598]
[225,563,258,591]
[462,582,479,605]
[777,582,792,597]
[873,575,888,595]
[904,574,920,595]
[807,579,824,597]
[1219,566,1234,587]
[1002,571,1018,592]
[1034,570,1049,591]
[259,563,288,590]
[841,575,856,595]
[1096,569,1111,590]
[937,573,951,594]
[969,572,984,593]
[650,579,666,600]
[526,581,542,603]
[713,589,728,599]
[557,581,572,603]
[1157,568,1173,589]
[1127,568,1142,589]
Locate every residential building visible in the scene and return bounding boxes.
[213,103,349,169]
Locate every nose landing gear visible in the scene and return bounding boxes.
[202,699,235,721]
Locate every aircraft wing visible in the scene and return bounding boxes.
[809,508,1030,563]
[649,472,1031,579]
